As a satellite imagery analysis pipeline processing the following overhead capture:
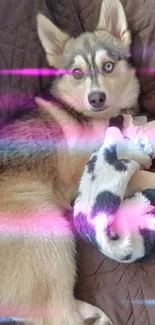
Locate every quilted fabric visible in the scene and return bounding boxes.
[76,240,155,325]
[0,0,50,121]
[121,0,155,115]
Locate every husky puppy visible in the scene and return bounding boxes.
[0,0,139,324]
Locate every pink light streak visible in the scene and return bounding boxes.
[0,68,73,76]
[0,67,155,76]
[137,68,155,74]
[0,208,73,236]
[0,204,154,236]
[75,199,155,236]
[0,302,70,319]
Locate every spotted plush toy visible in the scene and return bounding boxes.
[73,123,155,263]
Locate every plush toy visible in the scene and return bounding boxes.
[73,114,155,263]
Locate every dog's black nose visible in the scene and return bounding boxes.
[88,91,106,109]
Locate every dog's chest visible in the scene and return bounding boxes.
[0,110,109,205]
[59,118,109,202]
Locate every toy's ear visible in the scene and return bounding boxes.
[37,13,70,67]
[96,0,131,48]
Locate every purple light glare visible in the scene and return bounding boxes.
[0,68,73,76]
[136,68,155,74]
[1,67,155,76]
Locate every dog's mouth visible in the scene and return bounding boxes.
[81,104,112,119]
[91,105,109,112]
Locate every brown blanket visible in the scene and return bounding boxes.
[0,0,50,120]
[1,0,155,324]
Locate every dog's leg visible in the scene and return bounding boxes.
[0,206,82,325]
[0,197,112,325]
[24,222,83,325]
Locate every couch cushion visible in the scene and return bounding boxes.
[0,0,50,120]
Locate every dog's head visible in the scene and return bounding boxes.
[37,0,139,119]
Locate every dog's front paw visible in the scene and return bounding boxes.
[133,136,153,170]
[122,141,152,170]
[134,151,152,170]
[135,136,153,158]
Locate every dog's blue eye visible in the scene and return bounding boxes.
[103,62,115,73]
[72,68,84,79]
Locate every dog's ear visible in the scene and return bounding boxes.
[37,13,69,67]
[96,0,131,48]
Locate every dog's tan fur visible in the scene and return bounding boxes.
[0,0,140,324]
